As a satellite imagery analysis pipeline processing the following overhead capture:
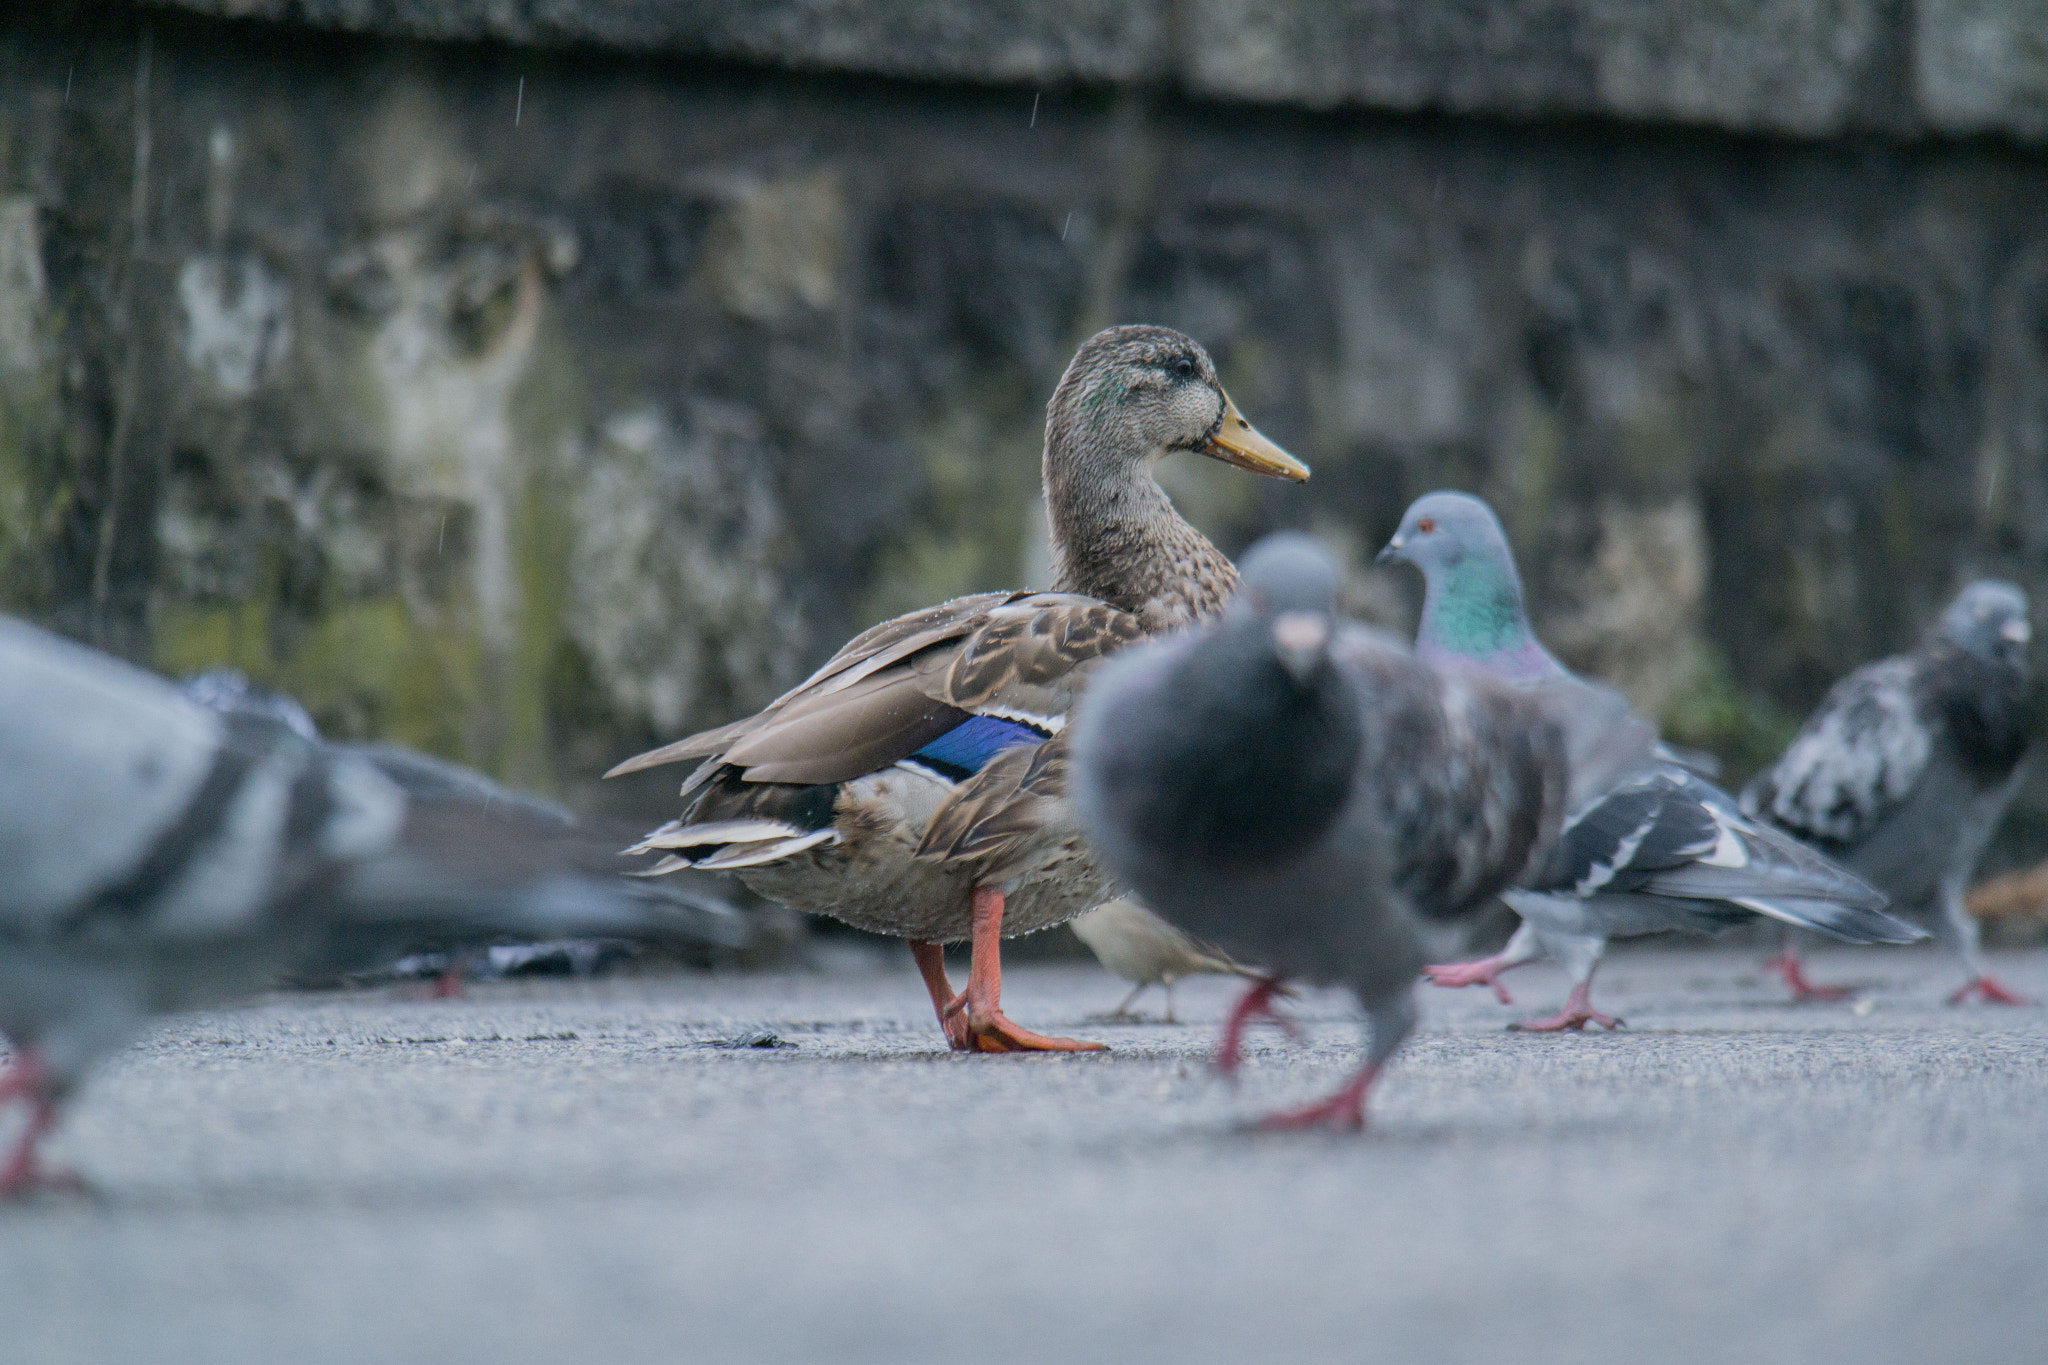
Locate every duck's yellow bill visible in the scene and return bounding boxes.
[1199,391,1310,482]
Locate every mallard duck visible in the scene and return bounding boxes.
[606,325,1308,1051]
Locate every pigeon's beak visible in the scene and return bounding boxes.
[2002,618,2031,645]
[1272,611,1331,683]
[1199,391,1310,482]
[1375,534,1405,565]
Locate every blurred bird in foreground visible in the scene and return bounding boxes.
[0,618,746,1195]
[181,670,749,993]
[1742,581,2038,1005]
[1075,533,1642,1129]
[606,326,1308,1053]
[1069,898,1268,1021]
[1379,492,1917,1029]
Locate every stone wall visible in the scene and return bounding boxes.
[5,3,2048,871]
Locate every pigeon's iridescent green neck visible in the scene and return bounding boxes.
[1419,556,1531,660]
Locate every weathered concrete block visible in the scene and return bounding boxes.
[1183,0,1886,135]
[1916,0,2048,138]
[156,0,1169,83]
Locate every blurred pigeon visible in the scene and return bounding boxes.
[1074,533,1623,1129]
[1379,492,1919,1029]
[1741,581,2037,1005]
[1069,898,1268,1021]
[0,620,746,1193]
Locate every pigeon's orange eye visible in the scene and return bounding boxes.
[1416,518,1436,534]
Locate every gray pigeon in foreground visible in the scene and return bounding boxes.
[1741,581,2036,1005]
[1073,533,1627,1129]
[1069,898,1268,1021]
[1379,492,1918,1029]
[0,618,745,1194]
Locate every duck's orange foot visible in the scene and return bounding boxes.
[966,1007,1106,1053]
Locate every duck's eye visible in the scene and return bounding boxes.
[1172,358,1196,380]
[1416,518,1436,534]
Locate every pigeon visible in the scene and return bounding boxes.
[1740,581,2037,1005]
[1068,898,1268,1021]
[1378,491,1919,1029]
[0,618,744,1193]
[180,670,752,988]
[606,326,1308,1053]
[1073,532,1630,1129]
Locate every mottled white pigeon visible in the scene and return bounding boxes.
[1740,581,2037,1005]
[1379,492,1919,1029]
[0,617,743,1193]
[1073,532,1636,1129]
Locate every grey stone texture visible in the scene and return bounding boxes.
[4,5,2048,872]
[148,0,2048,141]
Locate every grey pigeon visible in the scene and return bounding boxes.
[0,618,743,1193]
[180,670,751,990]
[1073,532,1623,1129]
[1069,898,1268,1021]
[1740,581,2036,1005]
[1379,492,1919,1029]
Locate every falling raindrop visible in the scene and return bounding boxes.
[466,165,477,189]
[515,76,524,126]
[1030,91,1039,128]
[439,515,447,555]
[63,67,72,107]
[1062,211,1072,241]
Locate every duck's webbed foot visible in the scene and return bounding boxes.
[954,889,1106,1053]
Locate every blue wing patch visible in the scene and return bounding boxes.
[905,714,1050,781]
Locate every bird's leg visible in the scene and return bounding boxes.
[1162,980,1178,1025]
[1509,978,1623,1032]
[1260,992,1414,1132]
[908,940,974,1051]
[0,1051,77,1197]
[1950,975,2035,1006]
[1425,920,1542,1004]
[1764,927,1853,1002]
[960,887,1106,1053]
[1936,875,2034,1006]
[1213,975,1298,1078]
[430,960,468,1000]
[1109,981,1148,1019]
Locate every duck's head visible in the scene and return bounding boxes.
[1045,326,1308,489]
[1233,531,1340,685]
[1938,580,2031,668]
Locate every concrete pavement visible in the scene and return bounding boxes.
[2,945,2045,1364]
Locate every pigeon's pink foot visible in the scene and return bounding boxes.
[1425,954,1518,1005]
[1214,976,1297,1078]
[1948,975,2035,1007]
[1764,952,1855,1003]
[1509,982,1623,1033]
[430,965,467,1000]
[0,1052,78,1198]
[1260,1061,1380,1132]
